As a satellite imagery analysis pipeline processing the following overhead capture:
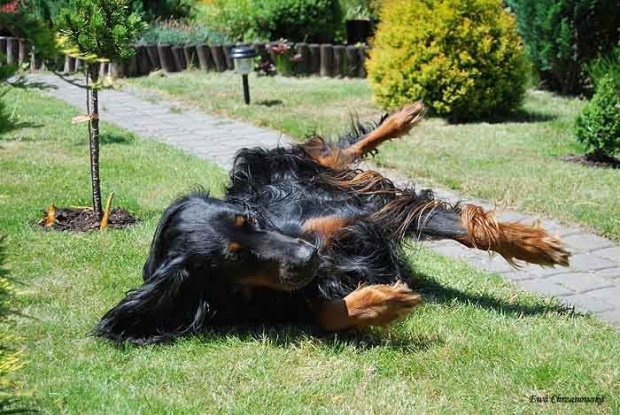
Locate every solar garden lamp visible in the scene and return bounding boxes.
[231,46,258,105]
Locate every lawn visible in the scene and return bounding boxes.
[1,85,619,413]
[127,72,620,242]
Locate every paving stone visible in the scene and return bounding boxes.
[502,271,537,282]
[511,266,567,279]
[561,292,615,313]
[586,286,620,304]
[593,268,620,281]
[596,309,620,326]
[546,272,614,293]
[568,254,618,271]
[516,280,573,297]
[562,234,614,252]
[592,247,620,262]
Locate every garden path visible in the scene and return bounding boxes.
[28,73,620,327]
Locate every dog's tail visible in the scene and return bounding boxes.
[372,193,570,268]
[95,257,211,345]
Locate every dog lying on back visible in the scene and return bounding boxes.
[96,102,570,345]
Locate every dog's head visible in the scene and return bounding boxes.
[146,194,320,290]
[96,193,320,344]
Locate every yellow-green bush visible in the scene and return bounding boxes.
[367,0,527,122]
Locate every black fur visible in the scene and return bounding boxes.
[95,117,468,345]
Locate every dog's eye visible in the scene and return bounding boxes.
[246,215,256,226]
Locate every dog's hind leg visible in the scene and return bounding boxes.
[316,282,423,331]
[374,198,570,268]
[340,102,426,161]
[302,102,426,169]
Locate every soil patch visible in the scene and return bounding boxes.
[563,154,620,169]
[38,207,136,232]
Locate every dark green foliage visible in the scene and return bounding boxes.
[1,2,57,59]
[253,0,342,43]
[1,1,57,136]
[130,0,193,21]
[587,46,620,93]
[575,75,620,158]
[55,0,146,61]
[507,0,620,94]
[24,0,190,23]
[139,20,228,45]
[200,0,342,43]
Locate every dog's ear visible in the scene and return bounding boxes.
[95,257,211,345]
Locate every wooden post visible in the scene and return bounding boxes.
[98,61,108,78]
[126,54,138,77]
[183,45,197,69]
[63,55,75,73]
[345,45,359,78]
[157,44,176,72]
[146,44,161,71]
[295,42,310,75]
[308,44,320,75]
[357,45,369,78]
[210,44,227,72]
[0,37,6,64]
[171,45,186,71]
[223,43,235,70]
[136,45,151,75]
[196,44,209,71]
[333,45,346,77]
[18,39,29,65]
[6,37,18,65]
[320,44,334,77]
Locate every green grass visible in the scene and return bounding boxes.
[128,72,620,241]
[2,85,620,413]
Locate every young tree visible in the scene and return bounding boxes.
[55,0,145,218]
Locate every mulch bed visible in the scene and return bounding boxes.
[38,207,136,232]
[563,154,620,169]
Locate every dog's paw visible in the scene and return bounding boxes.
[345,282,423,327]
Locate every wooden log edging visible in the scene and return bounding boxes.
[9,38,370,79]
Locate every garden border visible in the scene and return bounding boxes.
[1,36,370,79]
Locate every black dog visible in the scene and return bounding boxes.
[96,103,570,345]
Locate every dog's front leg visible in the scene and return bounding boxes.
[315,282,423,331]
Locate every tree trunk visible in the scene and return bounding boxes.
[87,64,103,218]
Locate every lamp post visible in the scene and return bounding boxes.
[231,46,258,105]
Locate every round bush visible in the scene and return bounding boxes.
[367,0,528,122]
[574,75,620,158]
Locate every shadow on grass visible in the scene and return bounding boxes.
[100,132,136,145]
[255,99,284,107]
[450,108,557,125]
[103,271,577,353]
[7,75,58,91]
[414,274,577,318]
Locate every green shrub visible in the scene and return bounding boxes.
[574,75,620,159]
[587,45,620,93]
[367,0,527,122]
[507,0,620,95]
[198,0,342,43]
[130,0,194,21]
[139,20,228,44]
[24,0,191,24]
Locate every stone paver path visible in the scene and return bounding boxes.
[28,73,620,326]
